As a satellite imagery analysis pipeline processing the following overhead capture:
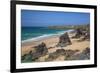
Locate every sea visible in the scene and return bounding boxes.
[21,27,72,43]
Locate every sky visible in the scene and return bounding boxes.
[21,10,90,27]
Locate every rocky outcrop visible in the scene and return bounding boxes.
[71,28,90,41]
[82,32,90,41]
[32,42,48,60]
[21,51,33,62]
[65,47,90,60]
[72,28,83,38]
[56,49,66,55]
[81,47,90,59]
[21,42,48,62]
[57,32,72,47]
[65,50,79,57]
[46,49,66,61]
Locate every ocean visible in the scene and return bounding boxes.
[21,27,70,43]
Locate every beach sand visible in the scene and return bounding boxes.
[21,32,90,62]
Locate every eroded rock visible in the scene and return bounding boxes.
[57,32,72,47]
[32,42,48,60]
[46,49,66,61]
[72,28,83,38]
[65,47,90,60]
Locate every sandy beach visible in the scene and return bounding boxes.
[21,32,90,62]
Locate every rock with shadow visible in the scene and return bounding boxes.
[56,32,72,47]
[65,47,90,60]
[46,49,66,61]
[72,28,83,38]
[32,42,48,60]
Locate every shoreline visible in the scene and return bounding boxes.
[21,31,90,57]
[21,29,74,45]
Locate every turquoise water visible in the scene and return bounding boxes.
[21,27,68,42]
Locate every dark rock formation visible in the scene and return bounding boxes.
[56,49,66,55]
[65,47,90,60]
[32,42,48,60]
[57,32,72,47]
[82,32,90,41]
[65,50,79,57]
[46,53,58,61]
[82,47,90,59]
[21,52,33,63]
[73,28,83,38]
[71,28,90,41]
[46,49,66,61]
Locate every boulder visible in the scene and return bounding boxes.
[57,32,72,47]
[74,28,83,38]
[32,42,48,60]
[55,49,66,55]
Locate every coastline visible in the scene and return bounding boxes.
[21,30,90,60]
[21,30,73,56]
[21,30,73,45]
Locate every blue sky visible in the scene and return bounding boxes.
[21,10,90,27]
